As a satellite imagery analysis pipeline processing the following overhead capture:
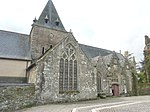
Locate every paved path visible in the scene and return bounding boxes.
[16,95,150,112]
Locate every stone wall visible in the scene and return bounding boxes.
[34,34,97,104]
[30,25,68,60]
[0,84,35,112]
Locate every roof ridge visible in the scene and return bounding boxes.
[0,30,29,36]
[79,43,112,52]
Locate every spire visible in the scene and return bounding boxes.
[36,0,66,31]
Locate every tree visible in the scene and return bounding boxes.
[137,60,146,83]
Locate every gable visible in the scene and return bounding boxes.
[37,32,88,62]
[59,33,90,61]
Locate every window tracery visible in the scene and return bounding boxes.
[59,44,77,92]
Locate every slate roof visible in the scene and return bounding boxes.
[0,30,31,60]
[79,44,113,58]
[36,0,66,31]
[79,44,127,67]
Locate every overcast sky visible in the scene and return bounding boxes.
[0,0,150,63]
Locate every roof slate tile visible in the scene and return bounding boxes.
[0,30,31,60]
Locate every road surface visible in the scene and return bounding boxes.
[16,95,150,112]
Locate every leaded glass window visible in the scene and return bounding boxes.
[59,44,78,92]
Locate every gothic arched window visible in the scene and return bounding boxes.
[59,44,78,92]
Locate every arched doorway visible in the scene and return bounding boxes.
[112,84,119,96]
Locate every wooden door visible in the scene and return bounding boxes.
[112,84,119,96]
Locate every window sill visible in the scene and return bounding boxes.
[59,90,80,94]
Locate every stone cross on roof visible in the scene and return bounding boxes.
[36,0,66,31]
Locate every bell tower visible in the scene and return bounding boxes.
[30,0,67,61]
[35,0,66,31]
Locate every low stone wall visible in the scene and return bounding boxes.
[0,84,35,112]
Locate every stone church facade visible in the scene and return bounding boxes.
[0,0,136,103]
[28,26,97,103]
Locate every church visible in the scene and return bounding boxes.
[0,0,136,103]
